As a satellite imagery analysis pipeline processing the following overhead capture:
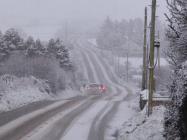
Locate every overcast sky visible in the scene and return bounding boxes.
[0,0,167,39]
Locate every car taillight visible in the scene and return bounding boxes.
[100,85,106,91]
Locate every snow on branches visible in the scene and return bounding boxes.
[165,0,187,139]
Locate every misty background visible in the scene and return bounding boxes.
[0,0,167,40]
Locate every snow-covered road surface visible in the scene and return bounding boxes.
[0,39,137,140]
[0,100,55,126]
[76,40,136,140]
[21,96,101,140]
[0,96,89,140]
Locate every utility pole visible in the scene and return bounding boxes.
[65,21,68,44]
[148,0,157,116]
[157,31,161,73]
[126,52,129,82]
[117,56,120,75]
[142,7,148,91]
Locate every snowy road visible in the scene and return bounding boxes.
[77,40,133,140]
[0,39,135,140]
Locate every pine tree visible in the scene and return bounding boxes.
[3,28,24,50]
[25,37,46,57]
[35,39,45,55]
[57,45,71,70]
[97,17,116,50]
[0,31,9,61]
[47,38,72,70]
[55,39,72,70]
[48,38,57,54]
[25,36,36,57]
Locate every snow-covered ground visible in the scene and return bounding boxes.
[102,81,165,140]
[117,105,165,140]
[106,93,139,140]
[0,75,52,112]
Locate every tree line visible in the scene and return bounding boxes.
[0,28,72,70]
[0,28,74,93]
[96,17,143,52]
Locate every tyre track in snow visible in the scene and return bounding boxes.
[95,49,134,100]
[78,42,124,96]
[74,46,89,81]
[78,43,120,97]
[79,52,90,83]
[76,44,97,83]
[76,44,122,140]
[83,47,123,97]
[32,95,101,140]
[86,44,133,98]
[84,52,119,99]
[79,41,133,140]
[81,52,115,97]
[83,49,123,140]
[0,100,55,127]
[81,52,103,83]
[81,52,100,83]
[92,51,127,93]
[79,44,119,99]
[88,101,120,140]
[0,97,88,140]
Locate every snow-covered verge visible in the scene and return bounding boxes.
[117,105,165,140]
[0,75,83,113]
[105,93,139,140]
[0,75,52,112]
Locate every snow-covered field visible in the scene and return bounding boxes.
[87,38,168,69]
[118,57,168,69]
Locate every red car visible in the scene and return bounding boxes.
[84,83,107,95]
